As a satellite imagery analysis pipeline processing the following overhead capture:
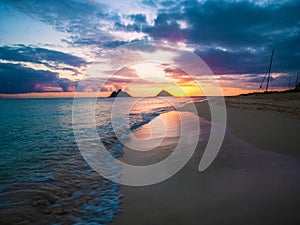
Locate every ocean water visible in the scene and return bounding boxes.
[0,97,201,224]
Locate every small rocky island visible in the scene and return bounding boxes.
[109,89,131,97]
[156,89,173,97]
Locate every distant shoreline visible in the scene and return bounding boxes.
[182,91,300,157]
[1,87,299,99]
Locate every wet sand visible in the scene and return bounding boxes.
[112,93,300,225]
[184,92,300,157]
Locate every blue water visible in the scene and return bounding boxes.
[0,97,202,224]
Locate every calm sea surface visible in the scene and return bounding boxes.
[0,97,201,224]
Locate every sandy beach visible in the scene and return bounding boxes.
[184,92,300,157]
[112,92,300,225]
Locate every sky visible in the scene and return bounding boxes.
[0,0,299,97]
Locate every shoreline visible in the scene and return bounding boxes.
[182,92,300,158]
[112,92,300,225]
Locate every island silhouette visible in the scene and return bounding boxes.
[109,89,131,97]
[108,89,174,97]
[156,89,173,97]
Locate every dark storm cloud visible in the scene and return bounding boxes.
[2,0,299,89]
[130,14,147,24]
[114,16,147,34]
[121,0,300,75]
[181,0,300,75]
[58,78,77,92]
[217,73,293,89]
[0,63,77,93]
[0,45,87,68]
[194,48,268,75]
[198,1,297,74]
[146,0,300,46]
[145,13,185,42]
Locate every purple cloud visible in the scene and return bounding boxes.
[0,63,77,94]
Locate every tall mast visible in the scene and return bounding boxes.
[296,72,300,89]
[265,48,274,93]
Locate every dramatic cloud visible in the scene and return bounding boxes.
[0,63,77,94]
[0,45,87,69]
[0,0,299,94]
[75,67,139,93]
[3,0,114,46]
[216,72,293,90]
[164,67,193,83]
[117,0,300,76]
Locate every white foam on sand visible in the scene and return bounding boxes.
[124,111,197,151]
[119,111,200,166]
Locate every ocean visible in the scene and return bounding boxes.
[0,97,202,224]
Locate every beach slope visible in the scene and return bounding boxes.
[112,93,300,225]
